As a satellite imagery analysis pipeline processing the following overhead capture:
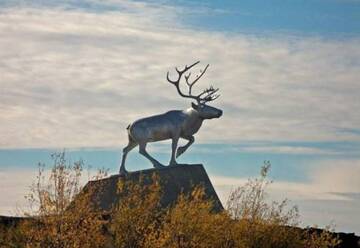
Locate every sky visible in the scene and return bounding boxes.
[0,0,360,234]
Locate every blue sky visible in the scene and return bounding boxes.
[1,141,360,181]
[3,0,360,35]
[156,0,360,35]
[0,0,360,233]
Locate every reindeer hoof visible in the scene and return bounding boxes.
[154,163,165,169]
[169,161,179,166]
[119,168,128,176]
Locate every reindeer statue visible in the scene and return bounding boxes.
[119,61,222,175]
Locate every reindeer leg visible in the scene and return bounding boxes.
[176,136,194,158]
[169,136,180,166]
[119,139,138,175]
[139,142,165,169]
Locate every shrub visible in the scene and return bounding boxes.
[146,186,234,248]
[110,174,164,248]
[19,152,108,248]
[226,161,303,248]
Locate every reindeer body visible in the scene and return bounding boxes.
[119,61,222,175]
[129,108,202,143]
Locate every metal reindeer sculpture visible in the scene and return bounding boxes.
[119,61,222,175]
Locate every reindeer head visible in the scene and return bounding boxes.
[167,61,223,120]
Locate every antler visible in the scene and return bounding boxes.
[166,61,220,104]
[198,85,220,103]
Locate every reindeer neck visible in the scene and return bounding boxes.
[184,107,201,119]
[181,108,203,135]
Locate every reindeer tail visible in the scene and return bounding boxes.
[126,123,133,136]
[126,124,135,142]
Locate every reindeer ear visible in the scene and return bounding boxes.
[191,102,198,110]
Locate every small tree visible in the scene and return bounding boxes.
[19,152,109,248]
[226,162,340,248]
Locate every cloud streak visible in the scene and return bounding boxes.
[1,3,360,148]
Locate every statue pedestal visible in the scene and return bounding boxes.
[83,164,223,212]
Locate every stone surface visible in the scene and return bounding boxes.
[82,164,223,212]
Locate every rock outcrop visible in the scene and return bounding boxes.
[82,164,223,212]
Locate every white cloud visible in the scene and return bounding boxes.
[210,159,360,202]
[239,145,335,155]
[0,168,37,215]
[309,159,360,194]
[0,2,359,150]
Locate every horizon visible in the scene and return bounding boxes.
[0,0,359,235]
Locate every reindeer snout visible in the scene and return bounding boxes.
[218,110,223,117]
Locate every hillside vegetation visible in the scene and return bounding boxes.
[0,153,341,248]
